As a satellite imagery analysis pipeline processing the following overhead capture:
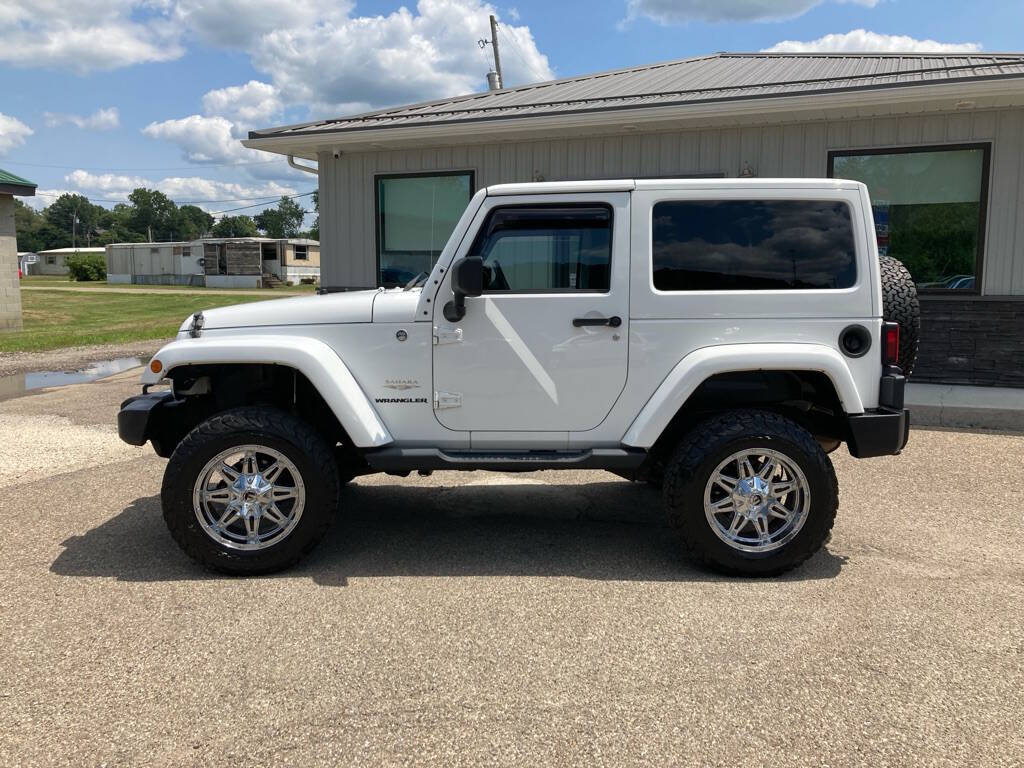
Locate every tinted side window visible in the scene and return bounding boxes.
[469,206,612,292]
[652,200,857,291]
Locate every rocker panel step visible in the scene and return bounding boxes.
[363,447,647,473]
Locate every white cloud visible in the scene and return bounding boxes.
[43,107,120,130]
[0,1,183,73]
[3,1,553,108]
[763,29,983,53]
[0,113,33,154]
[202,81,282,124]
[623,0,877,24]
[143,114,253,164]
[144,1,552,180]
[251,0,553,115]
[64,169,298,213]
[171,0,353,49]
[142,83,299,181]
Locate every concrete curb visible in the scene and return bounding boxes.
[907,383,1024,431]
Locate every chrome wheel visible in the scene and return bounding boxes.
[192,444,306,551]
[703,448,810,554]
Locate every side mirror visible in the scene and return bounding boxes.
[443,256,483,322]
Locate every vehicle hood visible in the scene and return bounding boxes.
[178,289,379,333]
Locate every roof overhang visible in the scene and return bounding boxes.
[0,183,35,196]
[244,78,1024,160]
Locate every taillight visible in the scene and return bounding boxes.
[882,322,900,366]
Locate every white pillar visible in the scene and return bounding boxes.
[0,194,23,332]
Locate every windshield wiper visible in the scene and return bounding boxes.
[403,272,429,290]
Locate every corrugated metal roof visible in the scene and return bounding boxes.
[250,52,1024,139]
[0,167,36,189]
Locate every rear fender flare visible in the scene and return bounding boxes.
[622,343,864,449]
[141,334,392,448]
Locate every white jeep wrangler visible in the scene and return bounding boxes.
[119,179,917,577]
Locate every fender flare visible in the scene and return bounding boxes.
[141,334,393,448]
[622,343,864,449]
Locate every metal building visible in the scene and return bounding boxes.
[244,52,1024,387]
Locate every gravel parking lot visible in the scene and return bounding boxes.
[1,369,1022,767]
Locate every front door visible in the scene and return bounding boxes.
[432,194,630,433]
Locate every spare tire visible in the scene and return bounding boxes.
[879,255,920,375]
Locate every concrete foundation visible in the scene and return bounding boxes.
[906,383,1024,431]
[0,195,23,332]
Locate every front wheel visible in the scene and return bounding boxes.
[161,407,340,575]
[663,410,838,577]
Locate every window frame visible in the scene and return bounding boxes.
[374,169,476,287]
[293,244,308,261]
[649,197,859,293]
[469,202,615,295]
[827,142,991,296]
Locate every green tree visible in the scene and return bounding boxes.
[13,199,47,252]
[127,188,177,241]
[175,205,214,240]
[96,204,147,245]
[309,190,319,241]
[211,215,259,238]
[254,196,307,238]
[43,193,104,246]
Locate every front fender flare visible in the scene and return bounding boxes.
[622,343,864,449]
[142,334,393,448]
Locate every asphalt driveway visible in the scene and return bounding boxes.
[1,370,1021,766]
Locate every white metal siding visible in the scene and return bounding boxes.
[318,107,1024,295]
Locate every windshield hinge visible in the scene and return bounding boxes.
[433,326,463,346]
[434,391,462,410]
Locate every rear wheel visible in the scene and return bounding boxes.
[161,407,339,575]
[663,410,838,577]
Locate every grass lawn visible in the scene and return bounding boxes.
[0,289,290,354]
[19,276,317,293]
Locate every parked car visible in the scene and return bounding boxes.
[119,179,918,577]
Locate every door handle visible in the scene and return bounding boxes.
[573,315,622,328]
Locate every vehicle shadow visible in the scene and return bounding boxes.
[50,481,846,584]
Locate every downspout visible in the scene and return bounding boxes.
[288,155,319,175]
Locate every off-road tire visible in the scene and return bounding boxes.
[161,407,340,575]
[662,409,838,577]
[879,255,920,375]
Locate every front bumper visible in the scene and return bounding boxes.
[117,391,174,447]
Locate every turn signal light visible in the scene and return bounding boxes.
[150,359,163,374]
[882,323,900,366]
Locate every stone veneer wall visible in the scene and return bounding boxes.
[0,195,23,332]
[914,297,1024,387]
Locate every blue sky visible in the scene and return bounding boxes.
[0,0,1019,220]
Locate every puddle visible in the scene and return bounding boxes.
[0,357,145,401]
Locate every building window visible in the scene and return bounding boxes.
[651,200,857,291]
[829,143,990,292]
[294,245,308,261]
[376,171,474,286]
[181,246,191,258]
[468,205,612,292]
[46,255,56,265]
[261,243,278,261]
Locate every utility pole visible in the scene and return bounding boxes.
[479,15,504,90]
[489,15,503,90]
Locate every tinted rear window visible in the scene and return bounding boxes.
[652,200,857,291]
